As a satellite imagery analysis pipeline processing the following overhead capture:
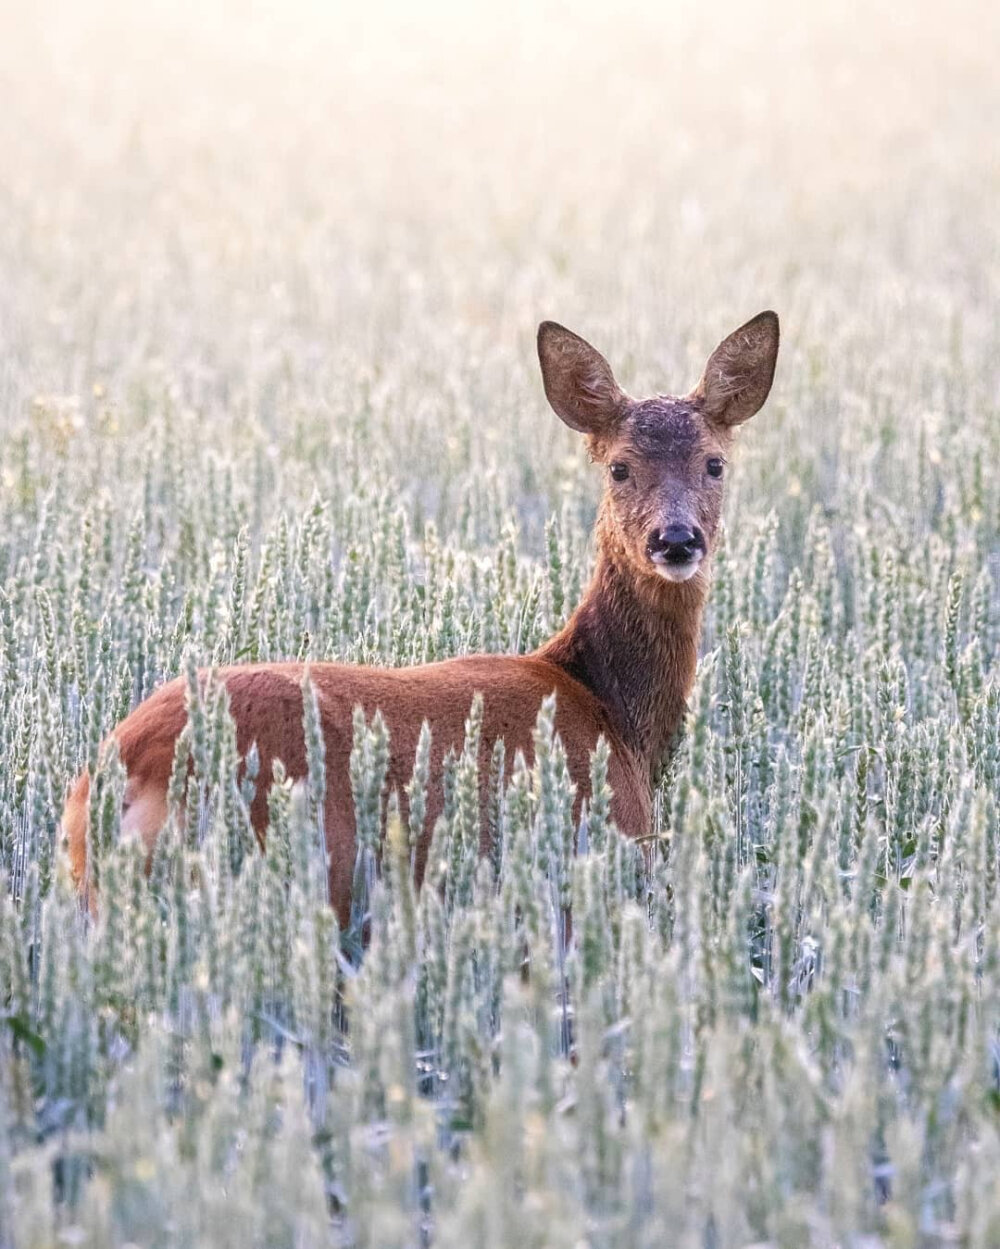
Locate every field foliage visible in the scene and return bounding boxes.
[1,1,999,1245]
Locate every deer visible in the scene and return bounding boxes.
[63,312,779,924]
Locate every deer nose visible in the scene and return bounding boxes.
[647,525,702,562]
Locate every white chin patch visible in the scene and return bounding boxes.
[651,553,703,583]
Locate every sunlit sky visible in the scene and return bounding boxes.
[1,0,996,424]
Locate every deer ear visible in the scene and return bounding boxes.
[692,311,779,427]
[537,321,627,434]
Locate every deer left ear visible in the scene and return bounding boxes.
[692,311,780,427]
[537,321,628,435]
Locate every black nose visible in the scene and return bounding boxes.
[647,525,702,562]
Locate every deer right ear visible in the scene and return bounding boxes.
[692,311,780,427]
[537,322,627,434]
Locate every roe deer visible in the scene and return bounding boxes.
[63,312,779,923]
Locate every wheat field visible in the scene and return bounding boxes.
[1,1,999,1245]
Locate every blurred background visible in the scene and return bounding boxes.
[0,0,997,538]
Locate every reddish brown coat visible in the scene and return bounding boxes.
[63,656,649,924]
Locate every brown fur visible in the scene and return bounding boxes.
[63,313,779,925]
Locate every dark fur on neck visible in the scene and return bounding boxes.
[537,506,706,774]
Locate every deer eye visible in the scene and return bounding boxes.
[706,458,724,478]
[610,462,630,482]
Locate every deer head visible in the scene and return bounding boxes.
[537,312,779,586]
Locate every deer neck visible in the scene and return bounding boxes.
[537,513,706,773]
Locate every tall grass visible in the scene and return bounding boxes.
[1,0,998,1244]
